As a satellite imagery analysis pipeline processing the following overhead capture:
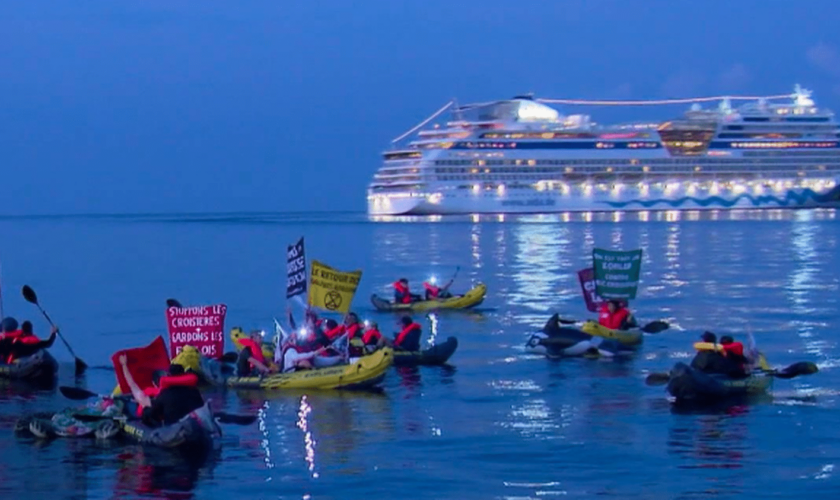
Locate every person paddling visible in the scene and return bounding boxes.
[423,277,454,301]
[389,316,422,351]
[0,318,58,363]
[237,330,277,377]
[597,300,637,331]
[119,355,205,427]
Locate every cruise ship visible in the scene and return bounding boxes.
[367,85,840,216]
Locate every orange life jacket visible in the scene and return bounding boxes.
[238,338,267,368]
[423,282,440,299]
[393,281,411,304]
[5,332,43,363]
[346,323,362,339]
[324,324,346,341]
[362,328,382,345]
[135,372,199,416]
[394,323,421,349]
[598,304,630,330]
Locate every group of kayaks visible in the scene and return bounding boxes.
[6,284,474,457]
[523,312,820,404]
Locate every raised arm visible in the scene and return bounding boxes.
[118,354,152,408]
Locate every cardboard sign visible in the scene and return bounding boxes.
[165,304,227,359]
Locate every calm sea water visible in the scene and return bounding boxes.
[0,209,838,499]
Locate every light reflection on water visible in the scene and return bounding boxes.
[0,209,838,499]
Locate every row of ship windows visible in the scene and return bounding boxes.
[432,157,840,167]
[431,164,838,174]
[431,171,833,182]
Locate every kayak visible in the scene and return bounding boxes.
[350,336,459,367]
[226,347,393,391]
[118,401,222,454]
[666,357,773,402]
[525,315,642,358]
[371,283,487,312]
[0,349,58,381]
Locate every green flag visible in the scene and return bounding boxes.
[592,248,643,300]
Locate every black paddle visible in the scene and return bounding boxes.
[58,386,257,425]
[557,316,670,334]
[644,361,820,386]
[22,285,87,376]
[166,298,183,308]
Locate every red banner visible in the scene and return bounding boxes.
[111,336,170,394]
[165,304,227,359]
[578,267,627,313]
[578,267,602,312]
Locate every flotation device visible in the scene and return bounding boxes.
[5,334,43,363]
[135,372,200,416]
[238,338,267,368]
[324,324,345,341]
[346,323,362,339]
[722,342,745,357]
[423,282,440,299]
[598,304,630,330]
[394,323,421,350]
[362,328,382,345]
[393,281,411,304]
[693,342,725,353]
[0,329,24,341]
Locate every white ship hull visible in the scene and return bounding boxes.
[368,180,840,216]
[368,86,840,217]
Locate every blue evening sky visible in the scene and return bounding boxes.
[2,0,840,215]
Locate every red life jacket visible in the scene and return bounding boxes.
[423,282,440,299]
[238,338,267,368]
[394,323,421,349]
[135,372,199,416]
[324,324,346,341]
[5,332,43,363]
[362,328,382,345]
[346,323,362,339]
[722,342,746,369]
[393,281,411,304]
[598,304,629,330]
[0,329,24,341]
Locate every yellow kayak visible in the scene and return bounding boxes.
[579,321,644,346]
[371,283,487,312]
[225,347,392,390]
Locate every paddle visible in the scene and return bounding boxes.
[644,361,820,386]
[58,386,257,425]
[22,285,87,375]
[166,299,183,308]
[557,317,670,334]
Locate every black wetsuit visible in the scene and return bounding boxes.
[141,385,205,426]
[690,350,745,377]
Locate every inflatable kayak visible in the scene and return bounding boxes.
[226,347,393,391]
[350,336,458,367]
[525,314,642,358]
[118,401,222,453]
[666,353,773,402]
[371,283,487,312]
[16,398,125,440]
[0,349,58,381]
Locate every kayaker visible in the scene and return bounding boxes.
[719,335,750,377]
[597,299,637,331]
[0,319,58,363]
[393,279,422,304]
[237,330,277,377]
[118,355,205,427]
[287,307,331,351]
[279,336,326,372]
[423,277,454,301]
[390,316,422,351]
[690,332,732,375]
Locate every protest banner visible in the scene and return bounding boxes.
[307,260,362,314]
[287,237,307,299]
[592,248,643,300]
[165,303,227,359]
